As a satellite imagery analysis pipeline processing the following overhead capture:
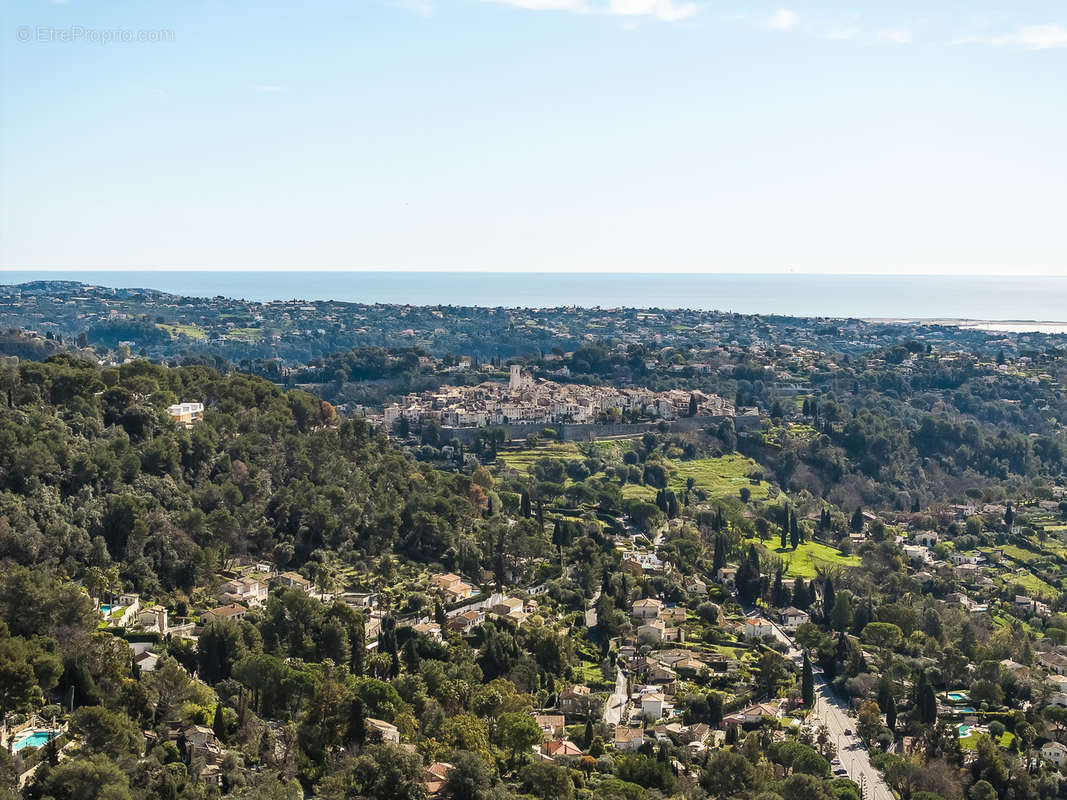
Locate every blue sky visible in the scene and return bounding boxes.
[2,0,1065,274]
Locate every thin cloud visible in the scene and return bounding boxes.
[253,85,285,94]
[765,8,797,30]
[482,0,696,20]
[877,27,911,44]
[824,25,860,41]
[953,23,1067,50]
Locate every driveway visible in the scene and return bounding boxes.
[603,665,628,726]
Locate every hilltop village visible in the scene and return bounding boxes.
[373,366,742,430]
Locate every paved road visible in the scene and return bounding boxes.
[744,609,893,800]
[604,666,628,726]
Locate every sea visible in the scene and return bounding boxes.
[2,271,1067,328]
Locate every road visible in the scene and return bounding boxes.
[744,609,893,800]
[604,666,628,726]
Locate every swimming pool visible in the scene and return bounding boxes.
[99,604,113,615]
[946,692,968,702]
[13,731,51,751]
[955,706,976,714]
[957,724,972,738]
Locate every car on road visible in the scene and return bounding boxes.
[843,728,852,736]
[834,768,848,777]
[831,758,841,766]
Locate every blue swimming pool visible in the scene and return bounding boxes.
[946,691,968,702]
[957,724,972,738]
[13,731,51,751]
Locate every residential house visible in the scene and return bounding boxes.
[614,726,645,752]
[543,740,583,758]
[1041,652,1067,676]
[133,650,160,672]
[183,725,222,763]
[743,617,775,641]
[136,605,169,633]
[641,692,672,718]
[366,718,400,744]
[778,607,809,631]
[431,573,477,603]
[276,572,312,593]
[201,603,247,623]
[915,531,939,548]
[447,609,485,634]
[490,597,527,625]
[533,714,565,739]
[638,619,680,643]
[659,605,688,625]
[341,592,379,609]
[1042,741,1067,766]
[685,577,708,595]
[632,598,664,621]
[218,577,268,609]
[167,402,204,427]
[558,685,592,716]
[424,762,454,796]
[716,567,738,586]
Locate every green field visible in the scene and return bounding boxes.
[497,442,584,476]
[664,454,770,502]
[1003,570,1060,599]
[225,327,264,342]
[748,538,862,578]
[156,323,207,340]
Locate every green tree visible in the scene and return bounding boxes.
[497,711,541,768]
[802,652,814,707]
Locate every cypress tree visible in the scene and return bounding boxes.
[347,697,366,747]
[802,652,814,707]
[521,491,531,518]
[823,577,835,626]
[350,611,366,677]
[885,693,897,734]
[212,702,226,744]
[584,717,593,749]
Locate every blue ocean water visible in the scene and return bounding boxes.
[1,271,1066,322]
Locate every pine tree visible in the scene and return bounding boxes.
[802,652,814,707]
[851,506,864,533]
